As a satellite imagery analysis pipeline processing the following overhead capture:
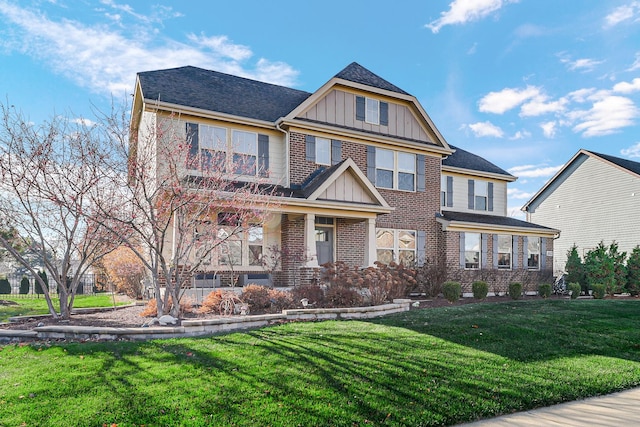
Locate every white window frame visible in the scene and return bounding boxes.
[475,180,488,211]
[375,148,416,192]
[497,234,512,270]
[376,228,417,266]
[528,237,540,270]
[315,137,331,166]
[365,97,380,125]
[231,130,258,176]
[465,232,481,270]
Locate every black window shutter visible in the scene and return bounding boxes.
[258,134,269,177]
[186,122,199,169]
[305,135,315,162]
[468,179,475,210]
[481,233,488,269]
[331,140,342,165]
[416,154,425,192]
[446,176,454,207]
[356,96,365,121]
[488,182,494,211]
[380,102,388,126]
[366,145,376,184]
[459,233,466,269]
[541,238,547,269]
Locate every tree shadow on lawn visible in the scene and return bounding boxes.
[369,299,640,363]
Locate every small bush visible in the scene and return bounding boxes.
[198,289,225,314]
[325,286,363,308]
[508,282,523,300]
[568,282,582,299]
[471,281,488,300]
[290,284,326,308]
[592,283,606,299]
[0,278,11,294]
[241,284,271,312]
[442,281,461,303]
[139,296,193,317]
[19,276,30,295]
[267,288,294,313]
[538,283,552,299]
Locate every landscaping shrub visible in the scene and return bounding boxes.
[241,284,271,312]
[198,289,225,314]
[325,285,363,308]
[139,296,194,317]
[19,276,29,295]
[626,246,640,296]
[471,281,488,300]
[442,281,461,303]
[538,283,552,299]
[36,270,48,296]
[266,288,294,313]
[0,278,10,294]
[508,282,523,300]
[413,257,447,297]
[568,282,582,299]
[592,283,606,299]
[290,284,326,308]
[565,245,586,293]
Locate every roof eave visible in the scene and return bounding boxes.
[442,165,517,182]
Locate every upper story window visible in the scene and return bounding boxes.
[186,123,269,178]
[497,234,512,269]
[356,96,388,126]
[441,175,453,207]
[527,237,540,270]
[464,232,481,269]
[468,179,493,212]
[374,148,416,191]
[305,135,342,166]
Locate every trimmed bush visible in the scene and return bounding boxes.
[508,282,523,300]
[266,288,293,313]
[290,284,326,308]
[19,276,30,295]
[592,283,606,299]
[198,290,225,314]
[471,281,488,300]
[325,286,363,308]
[0,278,10,294]
[568,282,581,299]
[241,284,271,312]
[538,283,552,299]
[442,281,461,303]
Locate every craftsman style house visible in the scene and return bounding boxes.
[130,63,557,292]
[523,149,640,275]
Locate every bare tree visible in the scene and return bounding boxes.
[0,103,119,319]
[95,107,277,318]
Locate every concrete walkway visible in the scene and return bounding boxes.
[459,386,640,426]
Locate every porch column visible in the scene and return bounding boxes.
[364,217,377,267]
[304,213,319,267]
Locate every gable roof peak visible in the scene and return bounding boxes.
[334,62,410,95]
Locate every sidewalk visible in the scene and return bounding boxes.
[459,387,640,426]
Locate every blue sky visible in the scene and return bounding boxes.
[1,0,639,218]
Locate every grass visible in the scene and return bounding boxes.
[0,294,122,322]
[1,299,640,426]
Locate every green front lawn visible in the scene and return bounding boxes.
[0,294,121,322]
[1,299,639,426]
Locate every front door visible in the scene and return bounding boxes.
[315,226,334,266]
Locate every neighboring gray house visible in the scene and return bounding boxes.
[522,149,640,274]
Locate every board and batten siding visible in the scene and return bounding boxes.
[528,155,640,274]
[316,170,375,204]
[443,174,508,216]
[299,89,430,143]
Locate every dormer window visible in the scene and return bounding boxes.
[356,96,388,126]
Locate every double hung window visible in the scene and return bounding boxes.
[375,148,416,191]
[528,237,540,270]
[376,229,416,266]
[465,233,481,269]
[497,235,512,269]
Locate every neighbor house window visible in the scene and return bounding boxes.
[375,148,416,191]
[356,96,388,126]
[465,232,481,269]
[498,234,512,269]
[315,137,331,165]
[475,180,487,211]
[200,125,227,170]
[366,98,380,124]
[248,225,263,266]
[528,237,540,270]
[376,228,416,266]
[232,130,257,176]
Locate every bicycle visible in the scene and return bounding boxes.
[219,292,249,316]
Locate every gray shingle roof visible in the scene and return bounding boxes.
[444,145,513,177]
[334,62,410,95]
[438,211,557,232]
[137,66,312,122]
[588,150,640,176]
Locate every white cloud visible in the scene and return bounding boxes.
[629,52,640,71]
[508,164,563,178]
[507,187,534,200]
[613,77,640,94]
[567,88,597,103]
[425,0,518,34]
[604,1,640,28]
[520,95,568,117]
[540,121,557,138]
[478,85,541,114]
[468,121,504,138]
[571,95,640,137]
[509,130,531,140]
[560,57,604,72]
[0,1,299,97]
[621,142,640,158]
